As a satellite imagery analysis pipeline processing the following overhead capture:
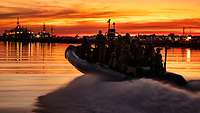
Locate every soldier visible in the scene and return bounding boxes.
[95,30,107,63]
[154,48,164,75]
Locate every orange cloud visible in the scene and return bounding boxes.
[22,18,200,36]
[1,0,200,36]
[1,18,200,36]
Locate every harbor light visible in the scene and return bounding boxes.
[186,36,191,41]
[36,34,40,38]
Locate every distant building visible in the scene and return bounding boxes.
[36,23,51,39]
[3,17,34,41]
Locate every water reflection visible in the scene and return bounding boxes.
[161,48,200,80]
[0,42,81,113]
[186,49,191,62]
[0,42,199,79]
[0,42,81,74]
[0,42,200,113]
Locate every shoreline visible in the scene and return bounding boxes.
[1,38,200,48]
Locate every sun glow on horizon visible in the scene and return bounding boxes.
[1,0,200,35]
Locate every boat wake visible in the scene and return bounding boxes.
[34,74,200,113]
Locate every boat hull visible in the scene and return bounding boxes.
[65,45,127,81]
[65,45,187,86]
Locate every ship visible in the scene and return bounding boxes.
[2,17,34,41]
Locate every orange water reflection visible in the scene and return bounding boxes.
[0,42,199,81]
[0,42,81,112]
[161,48,200,80]
[0,42,81,74]
[0,42,200,112]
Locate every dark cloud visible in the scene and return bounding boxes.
[58,19,200,35]
[1,4,200,36]
[0,5,121,20]
[117,18,200,30]
[0,5,44,19]
[0,4,151,21]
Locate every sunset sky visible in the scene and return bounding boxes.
[1,0,200,36]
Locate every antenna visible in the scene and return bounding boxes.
[17,17,19,25]
[183,27,185,36]
[51,26,54,34]
[113,22,115,29]
[107,19,111,30]
[43,23,46,32]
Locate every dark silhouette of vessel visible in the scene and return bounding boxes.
[65,19,187,86]
[65,45,187,86]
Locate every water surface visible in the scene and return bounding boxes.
[161,48,200,80]
[0,42,81,113]
[0,42,199,113]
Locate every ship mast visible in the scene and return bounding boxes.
[16,17,20,28]
[17,17,19,25]
[43,23,46,33]
[107,19,111,31]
